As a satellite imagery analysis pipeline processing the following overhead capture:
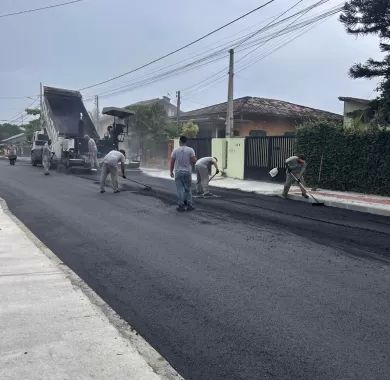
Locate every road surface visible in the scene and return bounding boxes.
[1,160,389,380]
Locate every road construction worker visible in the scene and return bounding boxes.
[195,156,219,196]
[100,149,126,194]
[283,154,309,199]
[42,140,53,175]
[7,145,17,165]
[170,135,197,212]
[84,135,99,170]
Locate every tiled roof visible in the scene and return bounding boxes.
[182,96,342,122]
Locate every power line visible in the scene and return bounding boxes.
[78,0,276,91]
[86,1,331,100]
[0,96,36,100]
[0,0,85,19]
[181,1,331,96]
[183,3,342,99]
[5,97,40,124]
[234,0,305,48]
[237,0,331,65]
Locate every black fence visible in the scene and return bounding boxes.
[245,136,296,182]
[186,138,212,159]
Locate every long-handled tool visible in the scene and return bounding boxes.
[123,176,152,191]
[290,172,325,207]
[208,172,219,183]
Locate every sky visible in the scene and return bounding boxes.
[0,0,383,124]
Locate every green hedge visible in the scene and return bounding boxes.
[296,123,390,195]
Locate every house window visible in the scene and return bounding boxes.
[233,130,240,137]
[249,130,266,137]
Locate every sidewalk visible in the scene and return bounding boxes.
[0,199,181,380]
[142,168,390,217]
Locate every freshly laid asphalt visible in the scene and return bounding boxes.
[1,160,389,380]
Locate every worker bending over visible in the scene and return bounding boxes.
[195,156,219,196]
[84,134,99,170]
[100,150,126,193]
[283,154,309,199]
[42,140,53,175]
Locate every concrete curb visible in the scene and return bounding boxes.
[142,169,390,217]
[287,194,390,217]
[0,197,183,380]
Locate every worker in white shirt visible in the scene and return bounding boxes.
[84,134,99,170]
[283,154,309,198]
[100,149,126,193]
[42,140,53,175]
[195,156,219,196]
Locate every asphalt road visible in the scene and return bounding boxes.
[1,160,390,380]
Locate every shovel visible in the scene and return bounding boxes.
[290,172,325,207]
[123,176,152,191]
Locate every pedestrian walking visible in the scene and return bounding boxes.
[195,156,219,196]
[7,145,17,166]
[100,149,126,193]
[84,135,99,170]
[283,154,309,199]
[170,136,197,212]
[42,140,53,175]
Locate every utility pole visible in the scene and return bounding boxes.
[176,90,181,131]
[94,95,100,126]
[225,49,234,138]
[40,82,43,129]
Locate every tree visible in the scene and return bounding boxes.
[126,103,172,157]
[23,108,41,142]
[180,120,199,138]
[25,108,41,116]
[340,1,390,126]
[0,123,23,141]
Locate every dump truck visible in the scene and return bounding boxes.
[31,86,99,169]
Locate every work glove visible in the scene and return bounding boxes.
[216,169,220,175]
[170,172,174,178]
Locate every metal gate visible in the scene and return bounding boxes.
[186,138,212,159]
[245,136,296,182]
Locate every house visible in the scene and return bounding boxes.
[131,96,177,118]
[96,96,177,137]
[0,132,29,156]
[338,96,371,127]
[180,96,343,138]
[1,132,26,145]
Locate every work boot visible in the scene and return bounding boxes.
[114,190,120,194]
[186,205,195,212]
[100,189,105,194]
[176,205,185,212]
[44,172,50,176]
